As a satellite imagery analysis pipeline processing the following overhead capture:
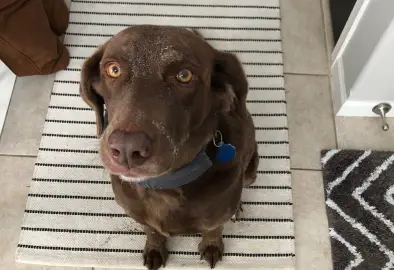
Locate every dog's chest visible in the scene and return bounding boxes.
[120,187,207,235]
[111,177,238,236]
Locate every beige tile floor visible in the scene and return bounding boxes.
[1,0,394,269]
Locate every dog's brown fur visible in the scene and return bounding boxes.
[80,25,258,270]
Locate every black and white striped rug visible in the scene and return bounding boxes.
[16,0,295,269]
[321,149,394,270]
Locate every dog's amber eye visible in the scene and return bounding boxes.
[105,62,121,78]
[176,69,193,83]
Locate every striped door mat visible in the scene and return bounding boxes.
[16,0,295,269]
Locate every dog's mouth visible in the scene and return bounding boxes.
[100,148,159,179]
[117,169,171,183]
[118,171,151,182]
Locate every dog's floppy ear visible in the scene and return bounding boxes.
[80,42,108,137]
[211,51,248,114]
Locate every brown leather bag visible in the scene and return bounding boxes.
[0,0,70,76]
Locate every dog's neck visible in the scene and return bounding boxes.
[121,151,213,189]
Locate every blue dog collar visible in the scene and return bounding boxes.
[135,151,212,189]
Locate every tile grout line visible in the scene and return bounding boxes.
[0,153,37,158]
[318,0,339,149]
[320,0,333,68]
[284,72,329,76]
[291,168,322,172]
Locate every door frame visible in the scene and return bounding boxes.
[330,0,394,117]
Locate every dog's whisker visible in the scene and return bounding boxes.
[99,169,109,182]
[89,155,101,164]
[151,119,176,147]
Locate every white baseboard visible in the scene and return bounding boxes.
[337,100,394,117]
[0,62,16,136]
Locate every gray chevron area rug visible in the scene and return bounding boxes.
[321,149,394,270]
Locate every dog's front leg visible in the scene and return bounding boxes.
[143,226,168,270]
[198,225,224,269]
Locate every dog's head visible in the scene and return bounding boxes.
[80,25,248,181]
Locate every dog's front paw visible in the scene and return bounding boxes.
[143,245,168,270]
[199,241,224,269]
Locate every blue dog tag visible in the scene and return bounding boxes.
[216,143,236,163]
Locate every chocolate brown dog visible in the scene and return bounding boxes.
[80,25,258,270]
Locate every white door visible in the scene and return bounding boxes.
[331,0,394,119]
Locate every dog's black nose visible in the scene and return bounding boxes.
[108,130,152,167]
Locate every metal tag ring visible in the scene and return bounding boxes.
[213,130,223,147]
